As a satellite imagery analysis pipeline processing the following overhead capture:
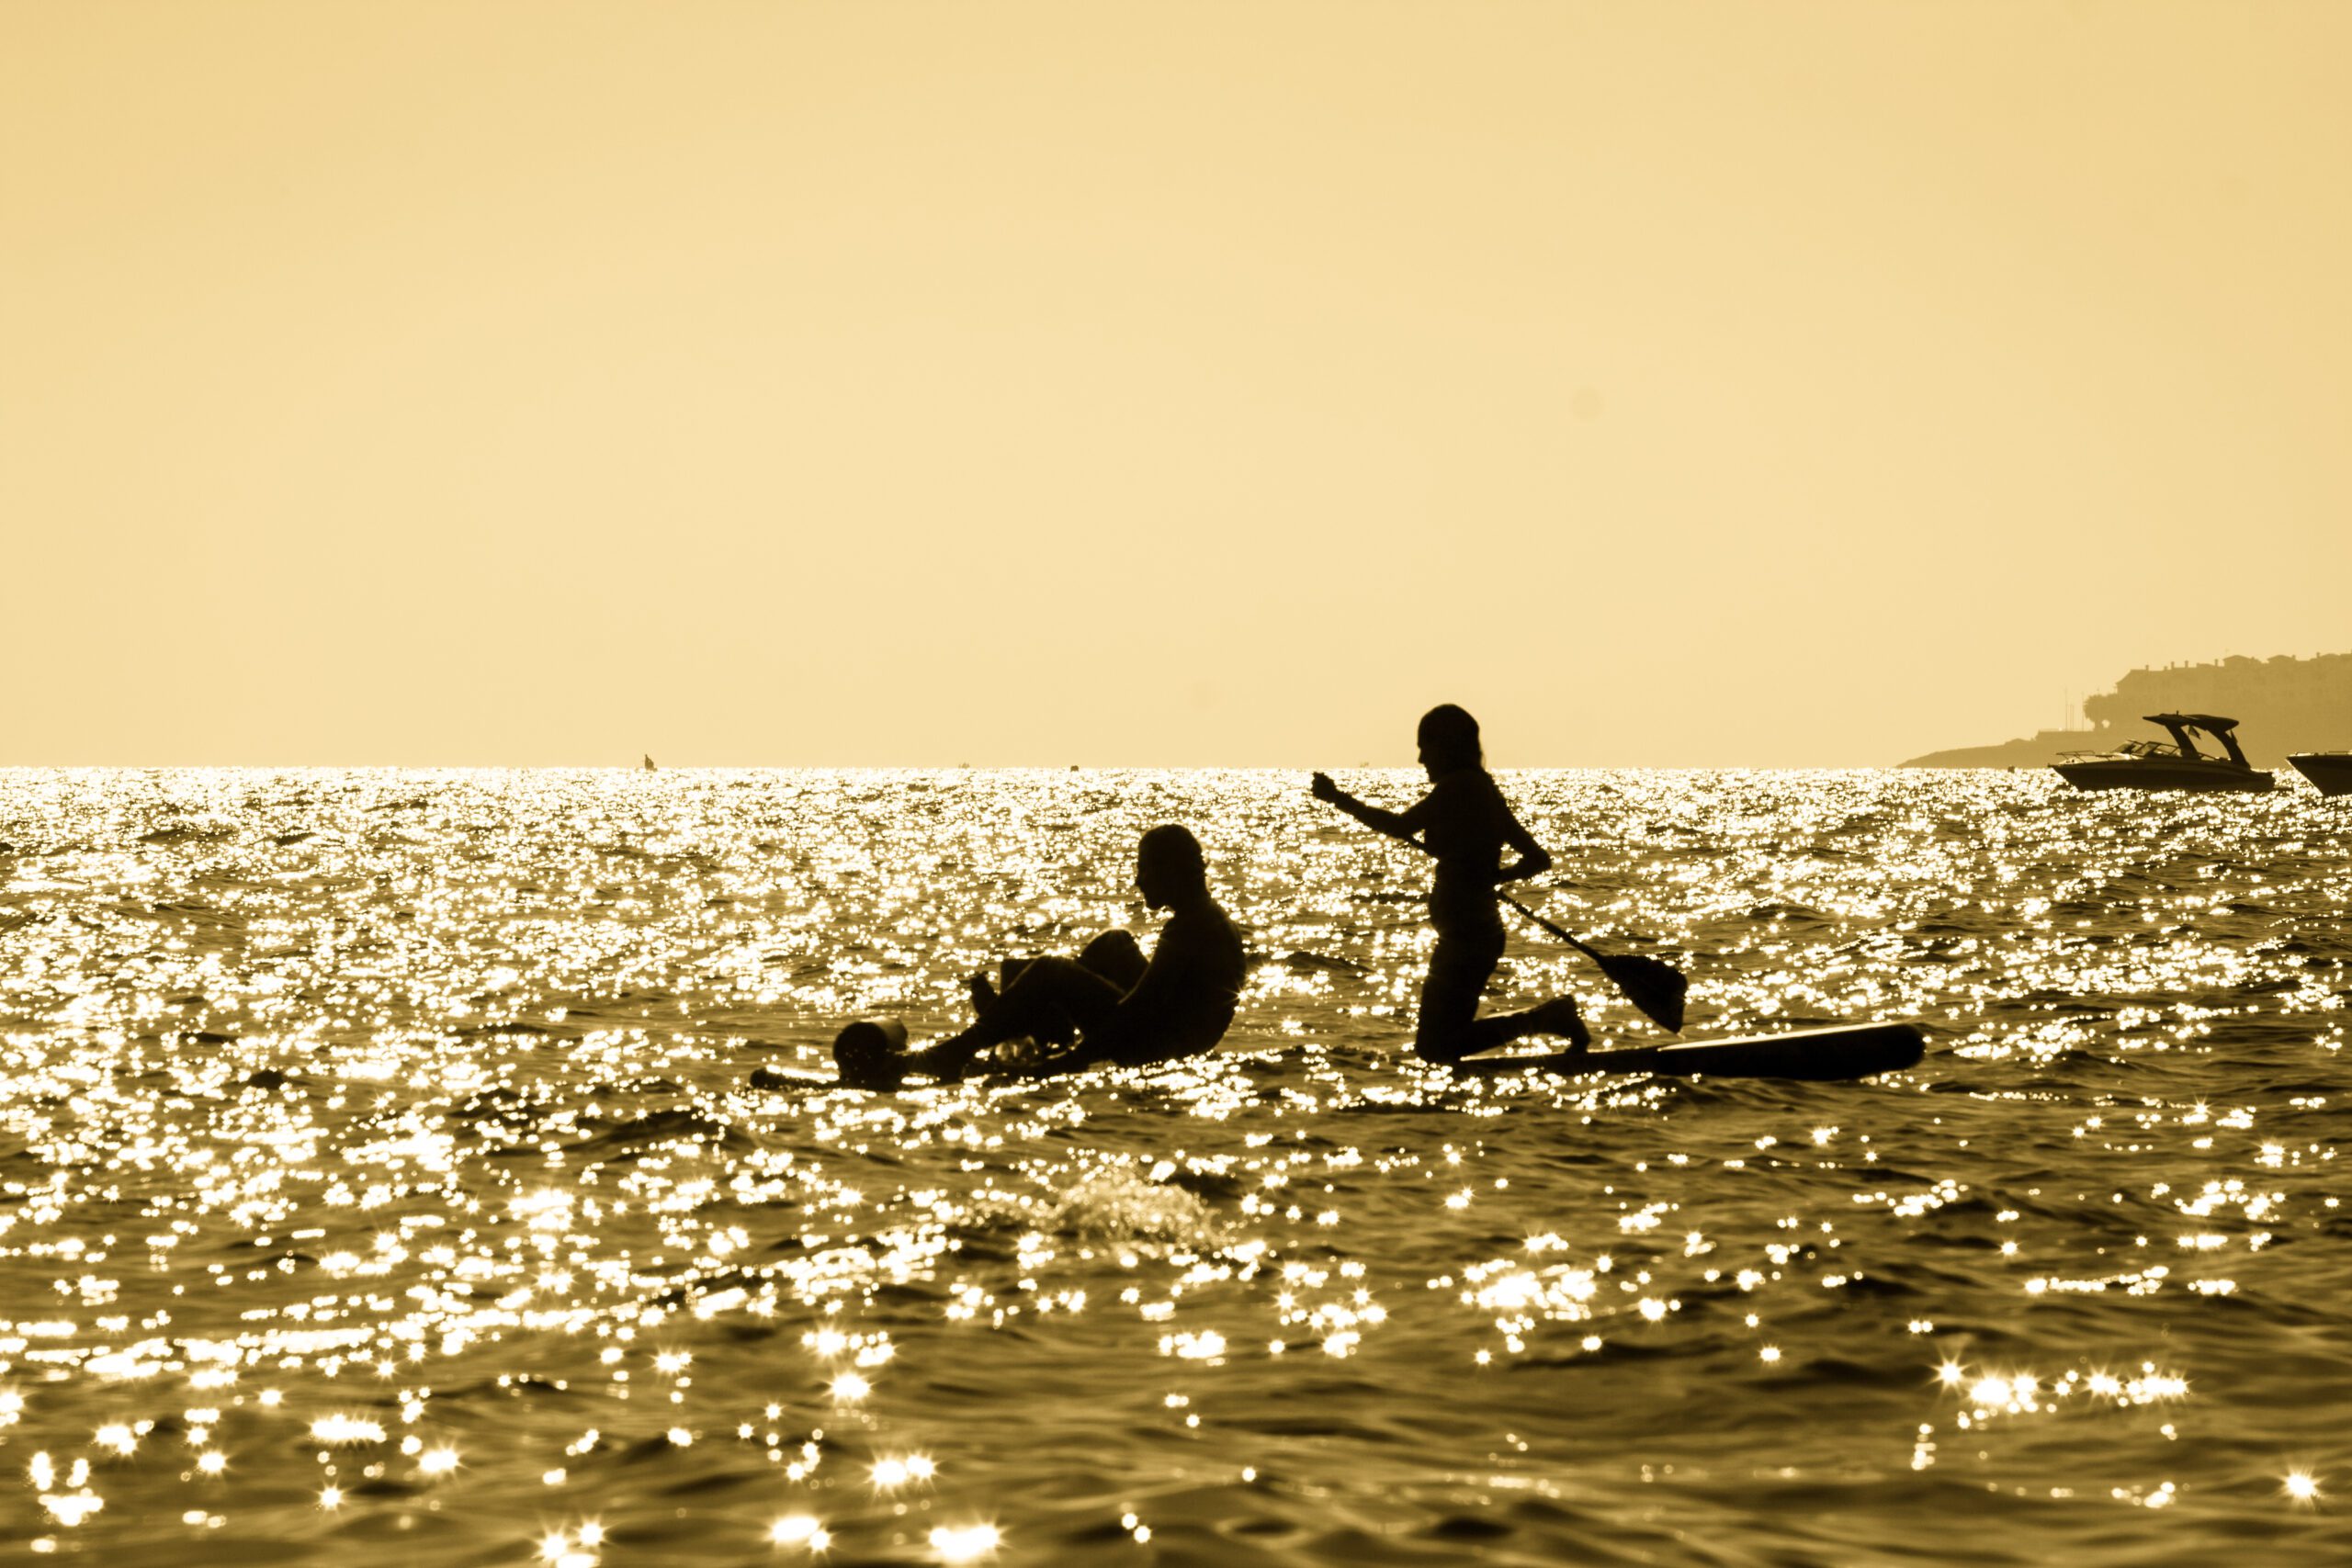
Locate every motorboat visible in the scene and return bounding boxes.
[2052,714,2275,793]
[2287,753,2352,796]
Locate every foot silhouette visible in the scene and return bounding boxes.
[1526,998,1589,1052]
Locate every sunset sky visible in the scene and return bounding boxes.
[6,2,2346,766]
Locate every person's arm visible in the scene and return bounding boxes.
[1492,791,1554,886]
[1114,916,1195,1020]
[1310,772,1430,844]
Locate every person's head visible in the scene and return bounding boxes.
[1136,823,1210,909]
[832,1022,906,1091]
[1417,704,1483,779]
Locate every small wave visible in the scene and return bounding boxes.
[137,824,233,846]
[566,1107,754,1157]
[1279,949,1366,974]
[978,1164,1226,1248]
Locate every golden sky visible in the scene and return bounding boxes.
[6,2,2346,765]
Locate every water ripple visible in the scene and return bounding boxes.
[0,767,2346,1563]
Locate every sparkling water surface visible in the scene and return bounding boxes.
[1,768,2346,1565]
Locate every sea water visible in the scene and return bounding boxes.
[0,768,2346,1566]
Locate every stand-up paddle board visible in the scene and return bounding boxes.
[808,1018,1925,1090]
[1457,1021,1923,1082]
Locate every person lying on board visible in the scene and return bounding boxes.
[832,824,1248,1089]
[1311,703,1589,1064]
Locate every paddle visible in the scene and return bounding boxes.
[1491,888,1687,1034]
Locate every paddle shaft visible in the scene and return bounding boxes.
[1377,824,1603,956]
[1497,889,1604,961]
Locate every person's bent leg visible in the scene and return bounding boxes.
[989,932,1142,1043]
[1077,930,1148,989]
[968,931,1136,1042]
[976,956,1075,1045]
[922,958,1125,1076]
[1412,927,1504,1065]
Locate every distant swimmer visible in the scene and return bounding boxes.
[1311,704,1589,1064]
[832,824,1248,1090]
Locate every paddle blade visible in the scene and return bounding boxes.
[1597,953,1688,1033]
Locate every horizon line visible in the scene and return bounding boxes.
[1,759,1967,773]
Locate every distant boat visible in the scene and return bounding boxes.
[2052,714,2275,794]
[642,754,657,772]
[2287,753,2352,796]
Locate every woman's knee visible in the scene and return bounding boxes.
[1078,930,1148,988]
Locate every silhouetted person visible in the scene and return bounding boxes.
[834,825,1247,1088]
[1312,704,1588,1064]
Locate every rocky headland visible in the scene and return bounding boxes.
[1904,651,2352,768]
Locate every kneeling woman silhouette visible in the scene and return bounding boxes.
[1311,704,1588,1064]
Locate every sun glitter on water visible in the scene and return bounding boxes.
[0,767,2346,1563]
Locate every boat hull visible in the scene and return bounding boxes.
[2288,753,2352,797]
[2052,760,2274,793]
